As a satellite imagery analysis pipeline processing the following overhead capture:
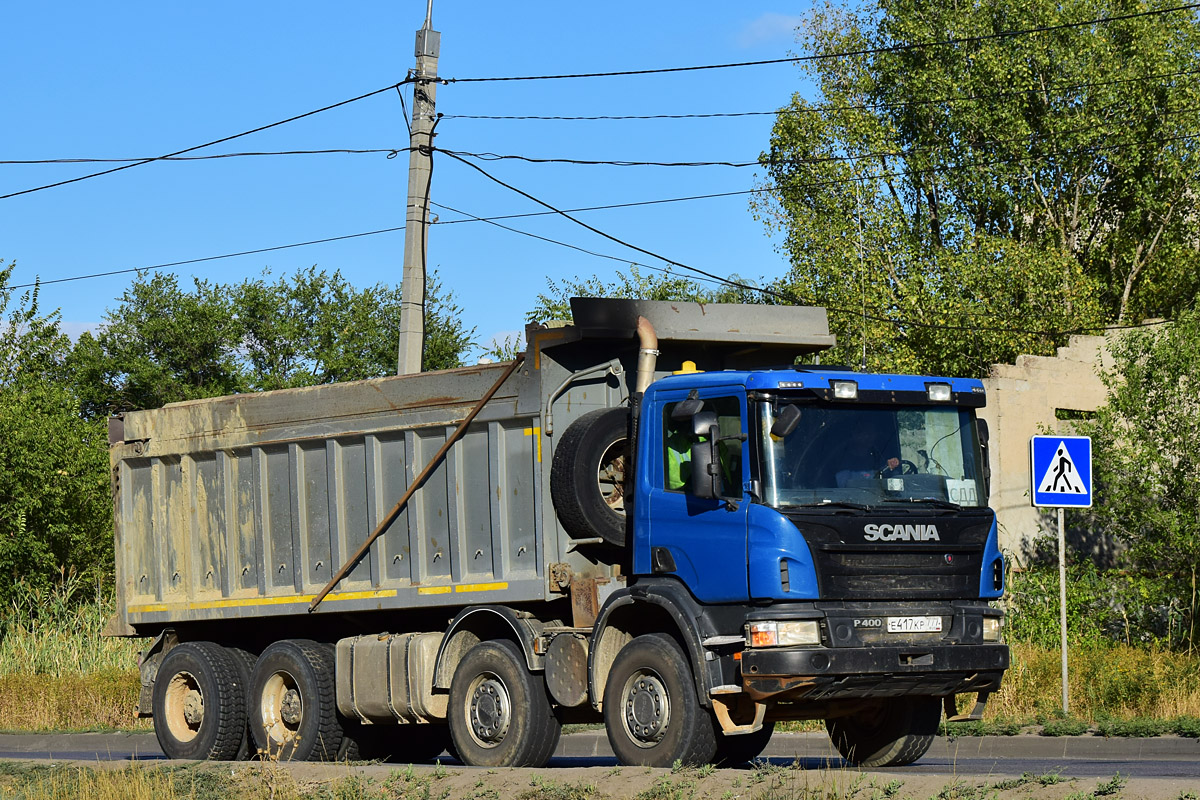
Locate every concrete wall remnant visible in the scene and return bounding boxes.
[979,335,1112,563]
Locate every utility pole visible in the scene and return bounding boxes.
[397,0,440,375]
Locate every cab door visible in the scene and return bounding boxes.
[642,390,749,603]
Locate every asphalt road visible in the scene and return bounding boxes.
[0,731,1196,779]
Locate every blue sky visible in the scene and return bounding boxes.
[1,2,815,358]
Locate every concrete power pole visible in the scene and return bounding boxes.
[396,0,440,375]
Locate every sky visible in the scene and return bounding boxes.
[1,2,816,359]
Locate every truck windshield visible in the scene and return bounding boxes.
[759,401,987,509]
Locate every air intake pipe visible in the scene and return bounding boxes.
[634,316,660,394]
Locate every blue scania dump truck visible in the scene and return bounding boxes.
[107,298,1007,768]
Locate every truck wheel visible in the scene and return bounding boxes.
[448,640,561,767]
[226,647,257,761]
[603,633,717,767]
[152,642,246,761]
[250,640,344,761]
[825,696,940,767]
[714,721,775,766]
[551,407,628,546]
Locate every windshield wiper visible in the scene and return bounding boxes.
[791,500,873,511]
[882,497,963,511]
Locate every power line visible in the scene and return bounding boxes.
[443,4,1200,84]
[434,147,1174,339]
[442,67,1200,121]
[443,150,759,168]
[11,110,1196,174]
[438,123,1200,171]
[3,227,404,291]
[0,80,409,201]
[0,148,411,165]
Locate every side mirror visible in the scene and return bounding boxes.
[690,411,721,499]
[976,418,992,496]
[770,405,801,438]
[692,411,718,438]
[671,395,704,421]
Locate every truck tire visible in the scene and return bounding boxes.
[249,639,344,761]
[825,696,940,767]
[448,640,561,767]
[603,633,718,767]
[152,642,247,761]
[714,721,775,766]
[551,407,628,546]
[226,647,257,761]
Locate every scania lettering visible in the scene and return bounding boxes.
[863,524,942,542]
[106,298,1008,770]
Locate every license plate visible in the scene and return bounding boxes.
[887,616,943,633]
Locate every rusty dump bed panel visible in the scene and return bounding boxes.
[109,298,833,633]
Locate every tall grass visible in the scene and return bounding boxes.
[991,641,1200,722]
[0,575,146,731]
[0,574,140,676]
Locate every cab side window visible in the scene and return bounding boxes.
[662,396,743,495]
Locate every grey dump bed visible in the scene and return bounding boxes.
[108,299,832,635]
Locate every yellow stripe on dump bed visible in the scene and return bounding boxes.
[455,582,508,593]
[418,582,508,596]
[128,581,511,615]
[128,588,397,615]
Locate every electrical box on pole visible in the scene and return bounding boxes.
[397,1,439,375]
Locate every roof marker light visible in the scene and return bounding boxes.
[927,383,952,402]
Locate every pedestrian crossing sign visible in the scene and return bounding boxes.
[1030,435,1092,508]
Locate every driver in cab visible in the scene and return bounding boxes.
[834,424,901,487]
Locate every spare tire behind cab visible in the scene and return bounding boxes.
[551,407,629,546]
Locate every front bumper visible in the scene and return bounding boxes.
[739,642,1009,701]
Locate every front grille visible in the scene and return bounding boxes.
[784,511,993,601]
[816,546,982,599]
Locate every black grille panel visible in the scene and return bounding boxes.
[784,510,994,601]
[817,546,982,599]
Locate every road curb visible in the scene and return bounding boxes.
[0,730,1196,762]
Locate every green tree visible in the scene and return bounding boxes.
[73,268,475,415]
[759,0,1200,375]
[71,273,243,416]
[0,262,111,599]
[1084,311,1200,650]
[235,268,473,391]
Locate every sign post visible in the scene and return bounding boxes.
[1030,435,1093,715]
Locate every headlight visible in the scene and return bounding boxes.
[746,620,821,647]
[832,380,858,400]
[983,616,1003,642]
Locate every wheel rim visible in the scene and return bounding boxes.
[261,670,303,747]
[466,671,512,748]
[620,668,671,748]
[596,439,628,515]
[163,670,204,743]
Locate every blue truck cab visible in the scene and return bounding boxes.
[604,365,1008,767]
